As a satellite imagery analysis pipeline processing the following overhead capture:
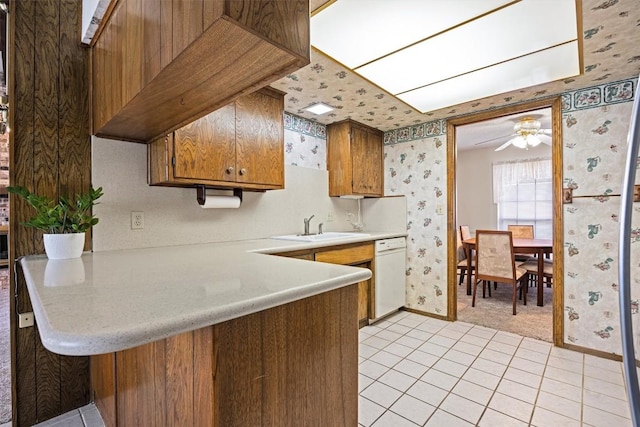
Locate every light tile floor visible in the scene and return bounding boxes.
[359,311,633,427]
[10,311,635,427]
[31,404,103,427]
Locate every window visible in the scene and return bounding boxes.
[493,158,552,239]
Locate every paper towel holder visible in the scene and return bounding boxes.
[196,185,243,207]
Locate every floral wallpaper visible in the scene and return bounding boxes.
[562,91,640,354]
[385,132,448,315]
[383,76,640,356]
[283,112,327,170]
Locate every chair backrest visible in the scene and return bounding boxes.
[475,230,516,283]
[507,224,534,239]
[456,226,466,261]
[460,225,472,241]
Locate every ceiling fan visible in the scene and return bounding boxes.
[493,116,552,151]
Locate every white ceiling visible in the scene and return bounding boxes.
[455,107,552,152]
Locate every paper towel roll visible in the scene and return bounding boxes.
[200,195,241,209]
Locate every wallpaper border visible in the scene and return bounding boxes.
[284,112,327,140]
[383,76,638,146]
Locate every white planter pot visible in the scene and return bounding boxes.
[43,233,85,260]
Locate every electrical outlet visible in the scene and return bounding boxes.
[19,312,34,328]
[131,211,144,230]
[436,205,444,215]
[327,210,335,222]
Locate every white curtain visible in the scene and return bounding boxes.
[493,157,552,203]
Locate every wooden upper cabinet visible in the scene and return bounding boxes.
[92,0,309,143]
[327,120,384,197]
[173,104,237,182]
[148,87,284,191]
[235,90,284,186]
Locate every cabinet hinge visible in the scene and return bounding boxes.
[171,156,176,166]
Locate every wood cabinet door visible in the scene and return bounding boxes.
[315,244,374,328]
[235,90,284,187]
[357,278,370,328]
[173,103,236,182]
[351,126,383,196]
[365,130,384,195]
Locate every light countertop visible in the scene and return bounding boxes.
[19,231,405,356]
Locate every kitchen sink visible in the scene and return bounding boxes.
[271,232,370,242]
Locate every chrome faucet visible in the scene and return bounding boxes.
[303,215,315,235]
[318,223,324,235]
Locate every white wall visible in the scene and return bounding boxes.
[91,136,402,251]
[456,144,551,234]
[362,197,407,234]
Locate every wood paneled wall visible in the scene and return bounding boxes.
[10,0,91,424]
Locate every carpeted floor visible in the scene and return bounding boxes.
[456,276,553,342]
[0,268,9,423]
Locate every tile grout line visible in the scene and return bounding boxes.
[360,314,634,427]
[360,313,441,426]
[361,315,465,425]
[419,322,478,426]
[522,338,552,426]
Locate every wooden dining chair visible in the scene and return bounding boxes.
[457,226,475,286]
[460,225,472,241]
[519,258,554,289]
[460,225,473,259]
[473,230,528,315]
[508,224,535,262]
[507,224,534,239]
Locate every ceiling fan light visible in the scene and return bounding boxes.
[527,135,542,147]
[514,117,541,133]
[511,135,527,148]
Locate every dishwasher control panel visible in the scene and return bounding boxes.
[375,237,407,252]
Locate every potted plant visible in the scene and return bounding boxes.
[7,185,104,259]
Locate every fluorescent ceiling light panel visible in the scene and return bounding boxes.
[311,0,580,114]
[397,41,580,113]
[357,0,578,94]
[305,102,334,115]
[311,0,514,69]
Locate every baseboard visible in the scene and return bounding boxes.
[402,307,451,322]
[562,342,623,362]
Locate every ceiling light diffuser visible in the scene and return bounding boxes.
[311,0,581,114]
[305,102,334,115]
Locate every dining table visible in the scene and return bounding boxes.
[462,237,553,307]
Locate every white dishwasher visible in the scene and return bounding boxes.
[374,237,407,321]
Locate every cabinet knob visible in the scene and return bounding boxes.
[239,168,247,176]
[226,167,234,174]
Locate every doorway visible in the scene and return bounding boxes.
[446,98,564,347]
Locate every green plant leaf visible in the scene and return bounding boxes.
[8,185,104,234]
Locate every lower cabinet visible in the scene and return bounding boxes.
[276,242,375,328]
[91,285,358,426]
[314,243,375,328]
